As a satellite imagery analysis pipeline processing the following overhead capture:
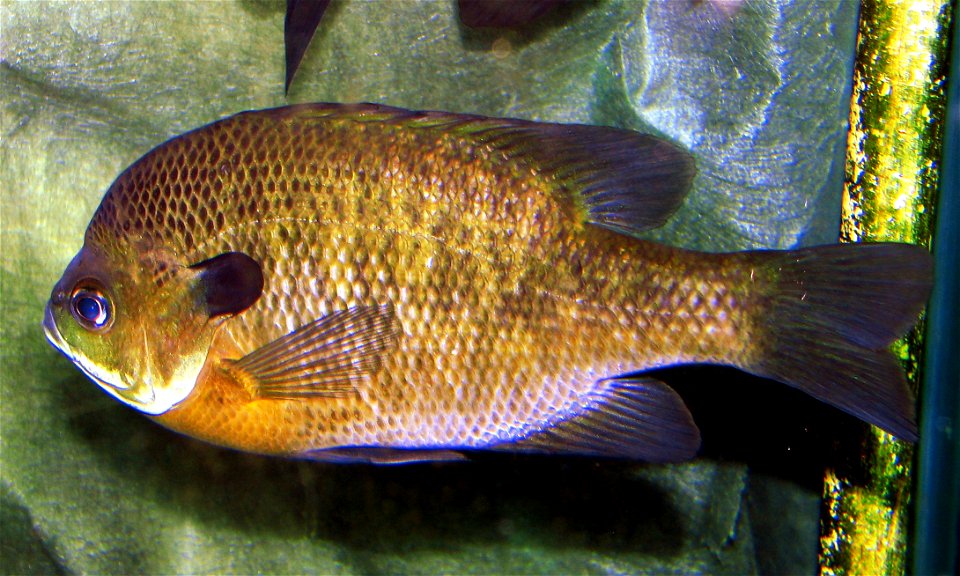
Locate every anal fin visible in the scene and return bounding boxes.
[222,305,398,399]
[302,447,467,464]
[492,377,701,462]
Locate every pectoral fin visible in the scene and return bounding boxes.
[492,377,701,462]
[223,305,399,399]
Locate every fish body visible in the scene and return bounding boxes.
[43,104,932,463]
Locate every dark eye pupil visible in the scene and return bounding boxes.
[71,289,110,330]
[76,297,102,322]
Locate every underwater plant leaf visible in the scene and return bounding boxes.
[1,0,854,573]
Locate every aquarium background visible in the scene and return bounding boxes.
[1,1,862,573]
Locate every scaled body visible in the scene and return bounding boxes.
[43,104,932,462]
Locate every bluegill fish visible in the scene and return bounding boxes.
[42,103,932,463]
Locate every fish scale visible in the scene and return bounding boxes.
[44,103,932,463]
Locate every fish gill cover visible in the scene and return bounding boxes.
[1,1,859,573]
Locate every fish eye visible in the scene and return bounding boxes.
[70,284,112,331]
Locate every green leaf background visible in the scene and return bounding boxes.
[1,1,856,573]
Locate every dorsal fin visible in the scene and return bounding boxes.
[399,108,696,235]
[222,305,398,399]
[255,103,697,235]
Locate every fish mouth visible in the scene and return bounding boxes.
[42,305,132,392]
[42,305,67,351]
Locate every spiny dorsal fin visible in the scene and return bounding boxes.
[223,305,398,399]
[256,103,696,235]
[491,377,701,462]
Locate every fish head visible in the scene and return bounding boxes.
[43,239,263,416]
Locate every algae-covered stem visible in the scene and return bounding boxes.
[914,4,959,574]
[821,0,951,574]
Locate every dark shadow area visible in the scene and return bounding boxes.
[57,372,686,557]
[316,455,685,554]
[457,0,601,52]
[648,364,876,575]
[651,364,875,491]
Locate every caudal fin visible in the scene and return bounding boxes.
[749,243,933,441]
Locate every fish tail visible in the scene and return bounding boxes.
[747,243,933,441]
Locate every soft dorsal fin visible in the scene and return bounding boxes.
[258,103,697,235]
[398,108,697,235]
[514,122,697,235]
[223,305,398,399]
[491,377,701,462]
